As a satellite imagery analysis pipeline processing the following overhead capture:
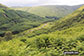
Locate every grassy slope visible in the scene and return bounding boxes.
[0,4,54,36]
[1,5,84,56]
[17,5,84,38]
[13,5,82,18]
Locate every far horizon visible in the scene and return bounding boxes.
[0,0,84,7]
[10,4,84,7]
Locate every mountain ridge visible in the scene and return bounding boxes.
[13,4,83,18]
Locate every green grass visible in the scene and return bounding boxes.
[0,4,84,56]
[1,22,84,56]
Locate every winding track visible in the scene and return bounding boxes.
[27,23,47,33]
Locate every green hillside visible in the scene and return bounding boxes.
[0,4,54,37]
[18,5,84,38]
[0,5,84,56]
[13,5,82,18]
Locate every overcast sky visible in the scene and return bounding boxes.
[0,0,84,7]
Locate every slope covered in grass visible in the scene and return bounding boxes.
[13,5,82,18]
[18,5,84,38]
[0,4,54,37]
[0,5,84,56]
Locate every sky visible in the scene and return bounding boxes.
[0,0,84,7]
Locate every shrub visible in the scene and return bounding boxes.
[4,31,13,41]
[77,35,84,41]
[20,39,26,43]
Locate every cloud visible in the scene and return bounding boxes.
[0,0,39,6]
[0,0,84,6]
[41,0,84,5]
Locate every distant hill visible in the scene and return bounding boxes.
[12,5,83,18]
[19,5,84,38]
[0,4,54,37]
